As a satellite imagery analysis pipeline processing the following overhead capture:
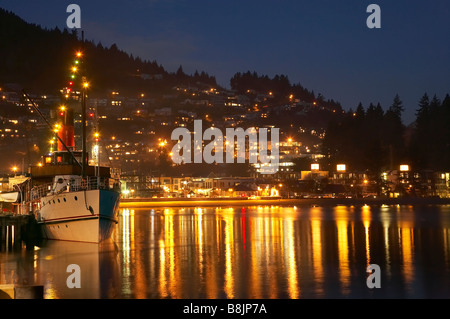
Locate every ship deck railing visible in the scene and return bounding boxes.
[29,176,120,202]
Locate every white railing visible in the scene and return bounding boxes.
[30,183,52,201]
[30,177,120,202]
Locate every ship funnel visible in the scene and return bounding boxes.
[57,106,75,151]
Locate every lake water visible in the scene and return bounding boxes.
[1,204,450,299]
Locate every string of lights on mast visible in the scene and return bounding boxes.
[52,50,98,161]
[64,51,88,100]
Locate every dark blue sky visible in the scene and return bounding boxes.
[1,0,449,124]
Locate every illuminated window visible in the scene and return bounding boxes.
[311,163,320,171]
[400,165,410,172]
[337,164,346,172]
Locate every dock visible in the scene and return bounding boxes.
[0,214,45,299]
[0,213,39,250]
[0,284,44,299]
[120,196,450,208]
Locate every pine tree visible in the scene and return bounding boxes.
[355,102,365,118]
[389,94,404,118]
[416,92,429,119]
[176,65,185,77]
[411,93,431,169]
[382,95,406,170]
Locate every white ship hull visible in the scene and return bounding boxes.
[36,189,120,243]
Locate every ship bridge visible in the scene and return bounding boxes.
[30,151,111,182]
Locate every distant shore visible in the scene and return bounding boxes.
[119,197,450,208]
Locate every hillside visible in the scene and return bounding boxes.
[0,8,217,96]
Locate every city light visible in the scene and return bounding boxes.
[400,165,410,172]
[158,139,168,147]
[1,5,450,303]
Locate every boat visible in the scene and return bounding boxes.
[17,49,121,243]
[0,191,20,203]
[21,110,121,243]
[28,153,121,243]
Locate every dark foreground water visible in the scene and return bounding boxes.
[1,204,450,299]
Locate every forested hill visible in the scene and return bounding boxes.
[0,8,217,95]
[230,71,343,113]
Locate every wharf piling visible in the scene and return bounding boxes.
[0,284,44,299]
[0,213,40,250]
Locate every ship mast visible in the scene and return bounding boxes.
[81,75,87,178]
[81,30,87,178]
[22,90,82,169]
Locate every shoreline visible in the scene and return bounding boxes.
[119,197,450,208]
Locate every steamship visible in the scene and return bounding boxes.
[12,51,122,243]
[23,101,121,243]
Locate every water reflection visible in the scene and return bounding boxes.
[112,205,450,298]
[0,239,120,298]
[1,204,450,298]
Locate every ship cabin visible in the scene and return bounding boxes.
[30,150,111,185]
